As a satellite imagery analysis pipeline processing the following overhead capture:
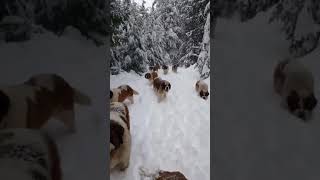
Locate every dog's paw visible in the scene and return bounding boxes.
[119,162,129,171]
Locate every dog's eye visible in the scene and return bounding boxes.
[304,95,317,110]
[287,92,300,111]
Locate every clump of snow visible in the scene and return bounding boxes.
[110,66,210,180]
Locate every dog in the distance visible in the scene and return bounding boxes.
[273,57,317,121]
[153,64,160,72]
[110,102,131,171]
[0,73,91,132]
[111,85,139,104]
[162,65,169,75]
[195,80,209,100]
[153,77,171,102]
[172,64,178,73]
[145,71,158,85]
[148,66,154,72]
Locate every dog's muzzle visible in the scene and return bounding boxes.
[165,86,169,92]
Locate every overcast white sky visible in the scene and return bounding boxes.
[134,0,154,8]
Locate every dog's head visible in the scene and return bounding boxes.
[110,120,124,151]
[148,66,154,71]
[0,90,10,123]
[162,65,168,70]
[161,80,171,92]
[173,65,178,69]
[110,90,113,99]
[199,90,209,100]
[145,73,151,79]
[286,90,317,121]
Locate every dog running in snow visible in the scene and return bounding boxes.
[195,80,209,100]
[153,77,171,102]
[273,57,317,121]
[162,65,169,75]
[172,64,178,73]
[111,85,139,104]
[0,73,91,132]
[110,102,131,171]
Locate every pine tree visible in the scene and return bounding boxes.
[196,1,210,79]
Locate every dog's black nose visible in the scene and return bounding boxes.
[298,112,305,119]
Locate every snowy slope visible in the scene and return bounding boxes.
[213,9,320,180]
[0,30,108,180]
[110,67,210,179]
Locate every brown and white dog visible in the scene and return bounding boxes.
[153,64,161,72]
[195,80,209,100]
[153,77,171,102]
[0,73,91,132]
[172,64,178,73]
[111,85,139,104]
[110,102,131,171]
[273,58,317,121]
[162,65,169,75]
[145,71,158,85]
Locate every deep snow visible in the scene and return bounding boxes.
[110,67,210,179]
[0,29,108,180]
[213,9,320,180]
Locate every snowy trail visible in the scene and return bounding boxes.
[110,66,210,180]
[214,10,320,180]
[0,31,108,180]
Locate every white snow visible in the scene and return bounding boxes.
[0,32,108,180]
[213,8,320,180]
[110,66,210,179]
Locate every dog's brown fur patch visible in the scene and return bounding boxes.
[153,78,162,91]
[153,64,160,72]
[25,75,74,129]
[124,104,130,129]
[112,85,139,103]
[156,171,188,180]
[110,120,124,149]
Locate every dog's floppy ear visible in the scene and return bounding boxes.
[145,73,150,79]
[304,94,317,110]
[110,121,124,149]
[0,90,10,121]
[287,90,299,111]
[168,83,171,90]
[110,90,113,99]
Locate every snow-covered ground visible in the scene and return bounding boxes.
[110,67,210,179]
[0,29,108,180]
[213,9,320,180]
